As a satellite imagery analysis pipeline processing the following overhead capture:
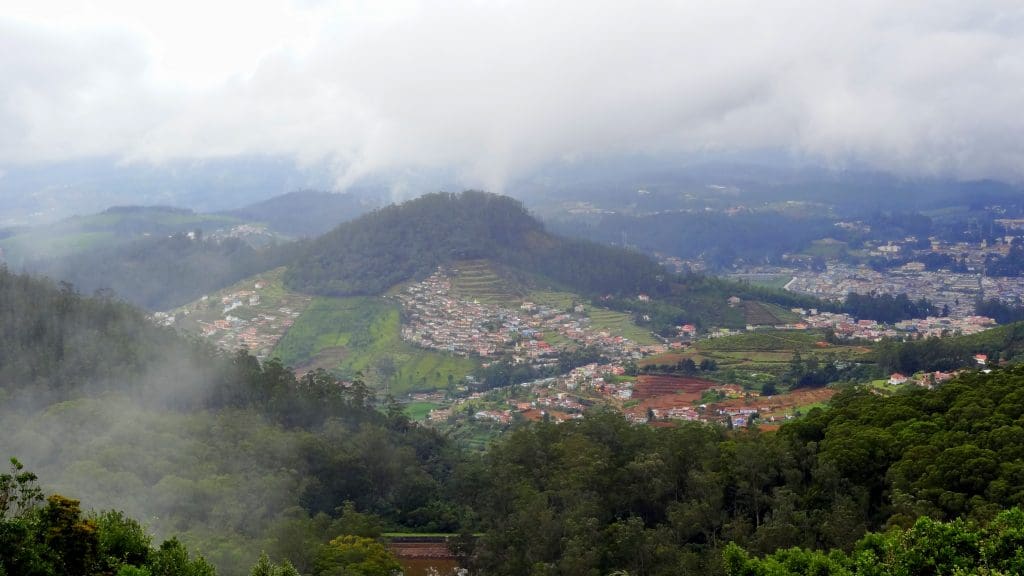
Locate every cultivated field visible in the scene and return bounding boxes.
[449,260,523,304]
[632,374,719,399]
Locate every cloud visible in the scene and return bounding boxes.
[3,0,1024,188]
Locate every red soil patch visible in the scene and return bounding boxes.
[521,408,574,422]
[388,541,454,559]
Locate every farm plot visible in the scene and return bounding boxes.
[707,387,836,419]
[632,375,718,399]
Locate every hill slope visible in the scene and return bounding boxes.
[285,191,670,297]
[219,190,374,237]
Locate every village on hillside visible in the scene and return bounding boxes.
[153,268,312,360]
[393,269,664,365]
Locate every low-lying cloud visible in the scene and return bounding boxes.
[4,0,1024,189]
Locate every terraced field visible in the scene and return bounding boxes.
[699,330,836,352]
[449,260,523,304]
[707,387,836,420]
[743,301,802,325]
[529,290,576,309]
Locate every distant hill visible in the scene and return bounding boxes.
[285,191,822,332]
[0,205,301,310]
[284,191,668,298]
[0,205,243,266]
[32,234,301,310]
[220,190,375,237]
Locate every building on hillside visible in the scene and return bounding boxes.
[888,372,909,385]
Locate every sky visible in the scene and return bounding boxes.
[3,0,1024,191]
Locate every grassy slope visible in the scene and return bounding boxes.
[585,307,658,345]
[272,296,477,395]
[404,401,443,421]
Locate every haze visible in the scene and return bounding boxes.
[3,0,1024,194]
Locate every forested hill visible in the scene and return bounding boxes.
[284,191,669,297]
[0,265,203,407]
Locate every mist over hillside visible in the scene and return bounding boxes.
[0,267,466,575]
[6,2,1024,575]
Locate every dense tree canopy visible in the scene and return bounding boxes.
[450,365,1024,575]
[1,458,216,576]
[842,292,936,323]
[724,508,1024,576]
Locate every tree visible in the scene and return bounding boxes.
[332,502,384,539]
[40,495,100,576]
[95,510,151,573]
[250,552,300,576]
[148,538,216,576]
[313,535,401,576]
[0,458,43,519]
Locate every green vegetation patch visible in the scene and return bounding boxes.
[699,330,831,352]
[0,208,245,266]
[585,307,658,345]
[403,401,444,421]
[746,275,793,290]
[803,237,848,259]
[273,296,477,395]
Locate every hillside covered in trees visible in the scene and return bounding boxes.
[0,267,467,575]
[284,191,666,297]
[23,234,301,310]
[450,365,1024,574]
